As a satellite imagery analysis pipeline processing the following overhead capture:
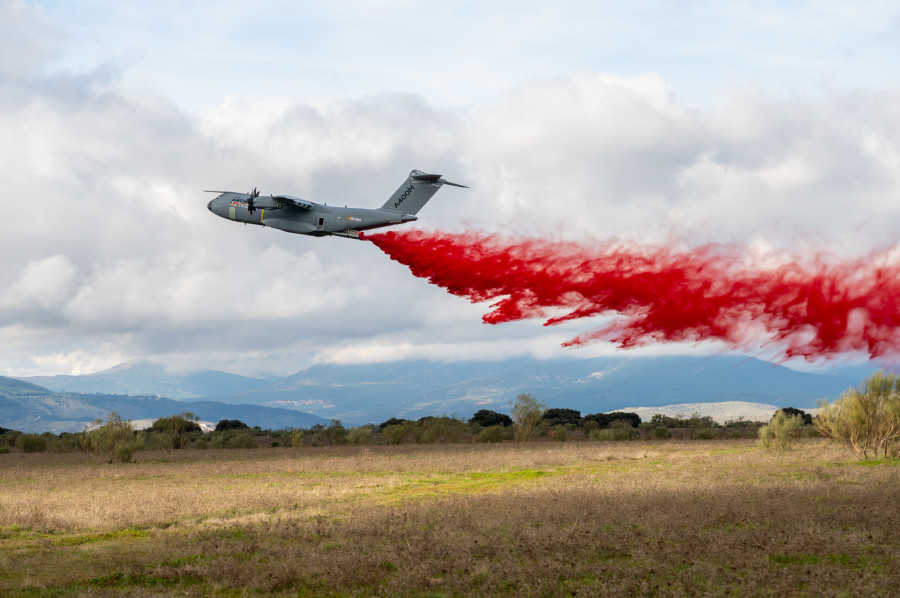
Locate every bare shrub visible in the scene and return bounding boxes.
[590,422,639,441]
[478,425,504,444]
[817,371,900,459]
[382,423,408,445]
[346,427,373,446]
[414,416,467,444]
[312,420,347,446]
[289,429,304,448]
[50,433,80,453]
[550,425,568,441]
[209,430,256,449]
[21,434,48,453]
[79,412,140,463]
[510,393,545,442]
[759,411,803,450]
[583,420,600,436]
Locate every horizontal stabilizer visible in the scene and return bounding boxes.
[409,171,468,188]
[410,173,441,182]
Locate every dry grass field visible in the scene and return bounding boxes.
[1,439,898,596]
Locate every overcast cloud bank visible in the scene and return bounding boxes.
[2,1,899,376]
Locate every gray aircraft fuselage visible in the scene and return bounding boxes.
[207,170,464,240]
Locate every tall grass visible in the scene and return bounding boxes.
[1,440,897,596]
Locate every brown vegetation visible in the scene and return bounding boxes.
[817,371,900,458]
[1,440,897,596]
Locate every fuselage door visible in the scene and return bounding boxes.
[316,217,325,231]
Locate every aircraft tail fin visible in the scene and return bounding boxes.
[380,170,467,215]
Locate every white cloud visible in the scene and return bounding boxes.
[2,2,900,375]
[0,255,77,310]
[36,1,900,112]
[31,347,128,377]
[0,0,60,79]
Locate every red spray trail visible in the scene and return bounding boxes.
[363,229,900,362]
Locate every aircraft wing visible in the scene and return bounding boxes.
[273,194,316,209]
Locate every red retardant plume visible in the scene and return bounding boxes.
[363,229,900,362]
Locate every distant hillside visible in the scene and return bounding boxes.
[22,360,269,399]
[14,355,873,426]
[620,401,783,424]
[0,376,328,433]
[250,355,865,423]
[0,376,53,396]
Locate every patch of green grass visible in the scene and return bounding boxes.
[380,560,398,572]
[0,525,34,539]
[54,527,151,546]
[378,468,558,502]
[77,569,204,590]
[596,550,632,561]
[852,457,900,467]
[770,553,820,566]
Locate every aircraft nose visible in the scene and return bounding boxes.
[207,200,213,211]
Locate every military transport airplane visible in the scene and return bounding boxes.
[206,170,466,239]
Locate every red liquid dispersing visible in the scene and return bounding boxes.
[365,229,900,362]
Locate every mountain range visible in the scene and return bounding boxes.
[0,376,328,434]
[12,355,877,431]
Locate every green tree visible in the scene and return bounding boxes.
[215,419,249,432]
[817,371,900,459]
[585,412,642,429]
[378,417,411,431]
[151,412,200,451]
[775,407,813,426]
[542,408,581,427]
[469,409,513,428]
[510,393,545,442]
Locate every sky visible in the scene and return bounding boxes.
[2,0,900,377]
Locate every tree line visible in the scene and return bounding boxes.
[2,372,898,461]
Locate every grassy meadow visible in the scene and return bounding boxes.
[1,439,898,596]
